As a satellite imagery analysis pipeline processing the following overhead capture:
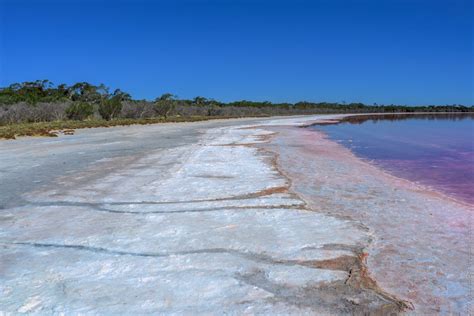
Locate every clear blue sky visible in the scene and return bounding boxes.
[0,0,472,105]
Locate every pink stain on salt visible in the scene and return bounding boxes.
[266,124,473,315]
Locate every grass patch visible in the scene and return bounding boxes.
[0,116,267,140]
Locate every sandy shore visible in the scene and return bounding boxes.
[0,115,471,314]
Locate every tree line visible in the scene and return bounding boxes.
[0,80,472,125]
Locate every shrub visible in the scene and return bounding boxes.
[120,101,155,119]
[98,98,122,120]
[154,101,175,118]
[0,102,69,125]
[65,102,94,120]
[39,102,69,121]
[174,104,208,116]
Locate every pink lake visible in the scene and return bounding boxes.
[313,113,474,204]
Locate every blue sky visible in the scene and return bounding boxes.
[0,0,472,104]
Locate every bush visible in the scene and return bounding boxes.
[65,102,94,120]
[154,100,175,118]
[0,102,69,125]
[174,104,208,116]
[39,102,69,121]
[120,101,155,119]
[98,98,122,120]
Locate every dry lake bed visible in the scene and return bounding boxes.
[0,115,471,314]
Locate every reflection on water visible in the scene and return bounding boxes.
[313,113,474,204]
[339,113,474,123]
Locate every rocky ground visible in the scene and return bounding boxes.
[0,115,470,314]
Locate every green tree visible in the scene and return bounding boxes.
[154,93,176,118]
[98,98,121,120]
[65,102,94,120]
[193,96,208,105]
[97,89,130,120]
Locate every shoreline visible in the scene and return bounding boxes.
[305,113,473,208]
[2,111,470,141]
[262,116,472,314]
[0,114,471,313]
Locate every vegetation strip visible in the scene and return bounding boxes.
[1,80,472,139]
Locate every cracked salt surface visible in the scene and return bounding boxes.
[0,116,399,314]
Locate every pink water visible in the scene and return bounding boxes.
[314,113,474,204]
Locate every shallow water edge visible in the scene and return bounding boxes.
[264,117,472,314]
[311,113,474,205]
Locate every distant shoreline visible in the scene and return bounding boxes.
[1,81,472,139]
[2,111,472,140]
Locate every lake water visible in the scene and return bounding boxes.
[313,113,474,204]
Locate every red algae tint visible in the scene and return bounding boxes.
[313,114,474,204]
